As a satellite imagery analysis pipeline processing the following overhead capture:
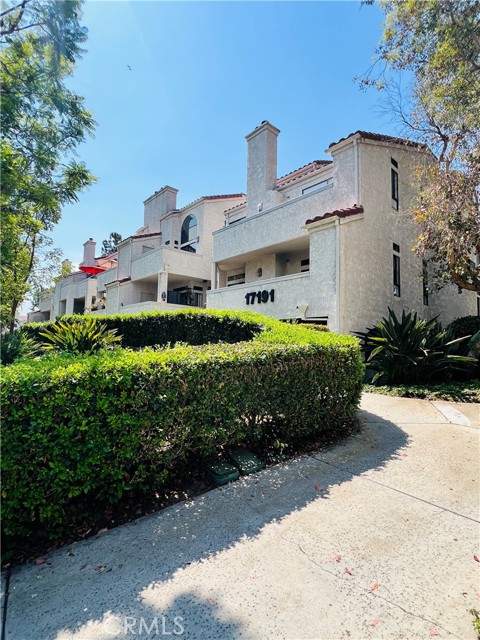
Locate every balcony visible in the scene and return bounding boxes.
[208,270,336,323]
[167,290,204,308]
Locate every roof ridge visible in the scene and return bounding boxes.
[329,131,427,149]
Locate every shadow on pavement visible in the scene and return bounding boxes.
[7,411,408,639]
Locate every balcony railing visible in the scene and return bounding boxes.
[167,291,204,307]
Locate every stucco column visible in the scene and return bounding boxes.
[157,270,169,305]
[211,262,217,289]
[65,297,74,315]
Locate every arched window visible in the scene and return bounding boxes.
[180,215,198,253]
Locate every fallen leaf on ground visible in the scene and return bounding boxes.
[429,629,440,637]
[474,555,479,563]
[315,484,323,491]
[35,558,45,565]
[80,563,88,570]
[97,528,108,535]
[334,555,342,562]
[399,453,408,457]
[67,550,75,557]
[370,620,380,627]
[370,583,379,591]
[345,567,352,575]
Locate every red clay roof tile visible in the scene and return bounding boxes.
[305,204,364,225]
[329,131,427,150]
[276,160,332,188]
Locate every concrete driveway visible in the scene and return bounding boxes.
[3,394,479,640]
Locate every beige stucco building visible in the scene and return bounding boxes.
[207,122,477,333]
[28,121,477,332]
[28,189,245,321]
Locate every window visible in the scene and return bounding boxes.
[422,260,429,306]
[227,272,245,286]
[302,177,333,196]
[142,245,154,254]
[300,258,310,273]
[391,158,399,210]
[180,215,198,253]
[393,244,401,297]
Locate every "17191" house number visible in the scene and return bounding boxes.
[245,289,275,305]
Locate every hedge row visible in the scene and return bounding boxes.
[3,311,363,547]
[22,308,263,348]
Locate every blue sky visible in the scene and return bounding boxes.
[57,0,396,265]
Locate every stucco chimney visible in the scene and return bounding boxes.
[245,121,280,216]
[143,185,178,233]
[82,238,96,266]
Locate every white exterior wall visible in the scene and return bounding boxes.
[117,242,132,281]
[338,139,476,333]
[96,267,117,293]
[209,224,338,325]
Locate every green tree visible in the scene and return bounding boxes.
[101,232,122,256]
[1,0,96,332]
[362,0,480,293]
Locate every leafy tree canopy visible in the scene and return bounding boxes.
[1,0,96,331]
[101,232,122,256]
[362,0,480,293]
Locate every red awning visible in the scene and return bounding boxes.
[79,265,106,275]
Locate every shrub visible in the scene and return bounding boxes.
[22,308,263,349]
[299,323,330,332]
[448,315,480,341]
[448,315,480,375]
[2,310,362,548]
[39,317,120,354]
[356,308,476,385]
[0,331,42,366]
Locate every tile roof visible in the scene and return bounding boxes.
[132,232,162,239]
[276,160,332,188]
[224,200,247,214]
[183,193,246,209]
[203,194,245,201]
[305,204,364,225]
[329,131,427,150]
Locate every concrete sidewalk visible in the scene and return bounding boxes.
[3,394,479,640]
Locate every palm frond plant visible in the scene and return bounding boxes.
[355,309,476,385]
[39,317,120,355]
[0,331,42,365]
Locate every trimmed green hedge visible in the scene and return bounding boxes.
[2,310,362,548]
[22,308,263,348]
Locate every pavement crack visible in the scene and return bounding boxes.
[311,455,479,524]
[284,538,463,640]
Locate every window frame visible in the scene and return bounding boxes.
[393,244,401,297]
[180,215,198,253]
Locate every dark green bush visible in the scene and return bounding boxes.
[40,317,121,354]
[448,315,480,341]
[22,308,263,348]
[356,308,476,385]
[2,310,362,548]
[447,315,480,376]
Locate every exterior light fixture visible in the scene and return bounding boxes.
[257,268,262,277]
[161,291,167,301]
